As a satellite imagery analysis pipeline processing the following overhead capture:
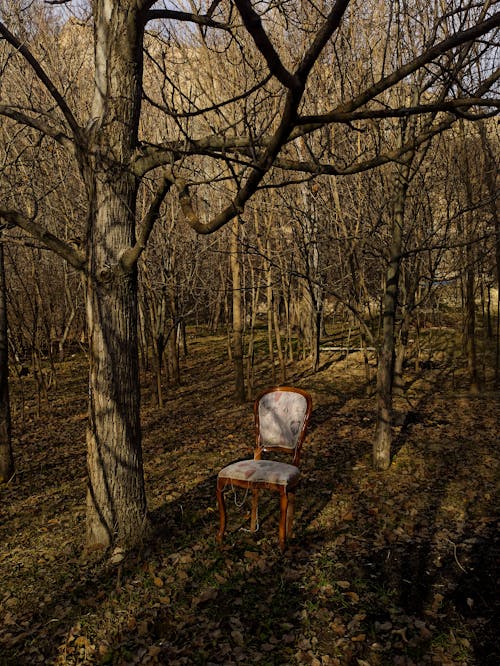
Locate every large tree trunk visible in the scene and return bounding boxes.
[85,171,148,548]
[0,236,14,483]
[84,3,148,548]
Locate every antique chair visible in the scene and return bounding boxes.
[216,386,312,552]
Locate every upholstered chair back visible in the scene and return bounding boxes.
[256,389,310,456]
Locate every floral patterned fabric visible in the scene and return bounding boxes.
[258,391,308,450]
[218,459,300,485]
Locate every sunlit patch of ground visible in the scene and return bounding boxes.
[1,332,498,665]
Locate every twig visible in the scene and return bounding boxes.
[447,538,468,573]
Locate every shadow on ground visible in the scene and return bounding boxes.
[1,347,498,665]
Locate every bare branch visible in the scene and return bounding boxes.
[319,11,500,119]
[146,9,230,30]
[173,1,352,233]
[296,0,351,82]
[142,73,272,119]
[0,209,86,271]
[132,134,258,177]
[0,105,73,149]
[233,0,298,89]
[0,21,81,142]
[120,176,173,271]
[206,0,224,20]
[133,3,499,236]
[297,97,500,125]
[274,117,457,177]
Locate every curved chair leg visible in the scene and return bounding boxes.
[216,480,226,543]
[279,491,289,553]
[251,489,259,532]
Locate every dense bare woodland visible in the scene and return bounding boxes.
[0,0,499,663]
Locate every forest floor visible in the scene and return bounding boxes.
[0,328,498,666]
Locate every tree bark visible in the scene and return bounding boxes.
[272,284,286,383]
[84,3,148,548]
[265,238,276,384]
[464,256,480,393]
[245,257,260,399]
[85,171,148,548]
[230,219,245,401]
[0,235,14,483]
[373,159,410,470]
[477,121,500,385]
[461,122,480,393]
[164,278,180,387]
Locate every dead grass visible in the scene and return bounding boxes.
[0,330,498,665]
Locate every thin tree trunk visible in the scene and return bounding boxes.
[166,323,179,385]
[0,236,14,483]
[272,287,286,383]
[58,277,76,361]
[266,257,276,385]
[246,259,260,400]
[461,122,480,393]
[360,329,373,394]
[155,340,164,408]
[147,290,167,407]
[312,306,322,373]
[280,270,293,363]
[373,159,410,471]
[464,259,479,393]
[394,315,409,397]
[230,219,245,401]
[394,273,413,397]
[478,121,500,385]
[165,301,180,387]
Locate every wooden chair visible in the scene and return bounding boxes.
[216,386,312,552]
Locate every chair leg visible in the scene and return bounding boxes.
[279,491,289,553]
[286,492,295,538]
[216,481,226,544]
[250,489,259,532]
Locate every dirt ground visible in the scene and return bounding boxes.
[0,331,498,665]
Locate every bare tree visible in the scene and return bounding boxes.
[0,230,13,482]
[0,0,498,547]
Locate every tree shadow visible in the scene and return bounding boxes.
[451,521,499,665]
[366,392,499,664]
[3,349,498,665]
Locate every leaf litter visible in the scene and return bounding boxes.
[0,333,498,665]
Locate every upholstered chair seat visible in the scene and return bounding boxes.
[218,459,301,486]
